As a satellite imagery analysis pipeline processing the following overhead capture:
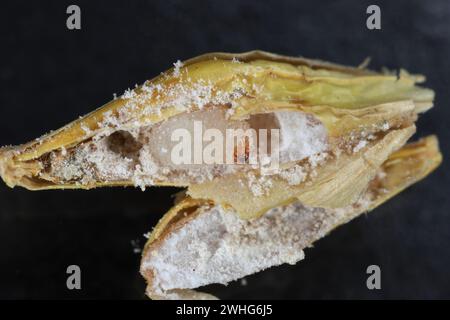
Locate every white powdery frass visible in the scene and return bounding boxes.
[272,111,329,163]
[173,60,184,77]
[353,140,368,153]
[247,172,273,197]
[132,146,161,190]
[143,197,372,293]
[279,165,307,185]
[88,149,133,179]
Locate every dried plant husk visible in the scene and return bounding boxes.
[0,51,433,191]
[0,51,441,299]
[141,136,442,300]
[188,125,416,219]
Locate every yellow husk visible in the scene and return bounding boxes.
[0,51,434,191]
[141,135,442,299]
[188,126,416,219]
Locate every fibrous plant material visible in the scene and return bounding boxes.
[0,51,441,299]
[0,51,433,193]
[141,136,442,299]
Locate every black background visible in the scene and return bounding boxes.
[0,0,449,299]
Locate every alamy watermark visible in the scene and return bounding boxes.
[66,265,81,290]
[366,5,381,30]
[170,121,281,172]
[366,264,381,290]
[66,5,81,30]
